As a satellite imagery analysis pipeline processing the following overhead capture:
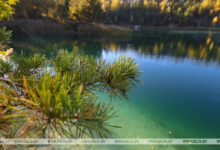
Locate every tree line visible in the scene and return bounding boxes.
[10,0,220,27]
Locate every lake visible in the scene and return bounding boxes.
[11,30,220,150]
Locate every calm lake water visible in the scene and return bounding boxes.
[11,31,220,150]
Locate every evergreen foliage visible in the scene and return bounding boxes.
[0,50,141,142]
[0,27,12,46]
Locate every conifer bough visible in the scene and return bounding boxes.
[0,50,141,140]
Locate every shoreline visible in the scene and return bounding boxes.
[104,24,220,32]
[139,26,220,32]
[1,19,220,36]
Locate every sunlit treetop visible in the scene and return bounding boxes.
[212,16,219,24]
[0,0,19,20]
[111,0,121,10]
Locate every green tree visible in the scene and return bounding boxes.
[0,0,19,50]
[0,0,19,20]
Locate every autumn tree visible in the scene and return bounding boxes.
[0,0,19,50]
[111,0,121,10]
[69,0,103,22]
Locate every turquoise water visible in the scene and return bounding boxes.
[11,31,220,150]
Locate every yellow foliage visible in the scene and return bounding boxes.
[160,0,168,11]
[209,42,214,50]
[200,47,207,59]
[206,37,211,45]
[212,16,219,24]
[199,0,213,14]
[217,47,220,60]
[166,6,171,13]
[110,43,117,51]
[214,0,220,11]
[152,1,158,8]
[0,0,19,20]
[144,0,152,8]
[111,0,120,10]
[188,49,195,58]
[153,43,158,54]
[101,0,110,11]
[201,0,213,9]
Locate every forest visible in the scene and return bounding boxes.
[1,0,220,27]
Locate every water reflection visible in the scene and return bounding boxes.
[11,31,220,64]
[9,31,220,149]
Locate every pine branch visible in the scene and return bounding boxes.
[0,77,23,88]
[0,50,141,139]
